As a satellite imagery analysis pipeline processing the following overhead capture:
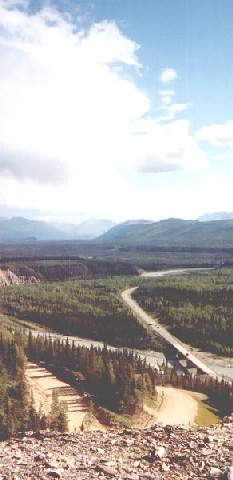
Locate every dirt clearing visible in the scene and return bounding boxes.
[144,386,207,426]
[26,362,94,432]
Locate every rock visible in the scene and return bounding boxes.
[204,435,215,444]
[0,414,231,479]
[95,465,118,476]
[155,446,166,459]
[96,447,104,454]
[210,467,222,477]
[222,466,233,480]
[47,470,63,478]
[44,462,60,469]
[34,453,45,461]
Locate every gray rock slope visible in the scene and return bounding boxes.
[0,415,232,479]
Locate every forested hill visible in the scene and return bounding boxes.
[97,218,233,248]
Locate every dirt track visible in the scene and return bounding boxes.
[26,363,89,432]
[26,363,202,430]
[144,386,205,426]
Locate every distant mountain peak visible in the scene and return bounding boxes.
[97,216,233,247]
[0,216,65,241]
[198,212,233,222]
[52,218,116,240]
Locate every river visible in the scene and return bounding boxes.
[141,268,233,380]
[31,267,233,381]
[32,331,166,370]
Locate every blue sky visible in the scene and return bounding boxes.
[0,0,233,223]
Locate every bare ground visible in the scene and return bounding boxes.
[26,362,104,432]
[143,386,206,427]
[26,363,209,432]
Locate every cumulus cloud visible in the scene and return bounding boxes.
[159,89,175,106]
[160,68,178,84]
[0,1,148,184]
[131,120,208,173]
[0,144,66,182]
[0,1,208,217]
[196,121,233,147]
[215,153,233,161]
[157,89,190,121]
[158,103,191,122]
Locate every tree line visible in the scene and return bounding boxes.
[0,277,162,350]
[0,327,27,438]
[0,326,68,439]
[134,270,233,355]
[27,333,157,415]
[27,333,232,416]
[0,325,232,439]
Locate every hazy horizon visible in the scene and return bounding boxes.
[1,206,233,226]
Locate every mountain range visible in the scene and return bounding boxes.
[51,218,116,240]
[0,217,115,242]
[97,217,233,248]
[1,214,233,247]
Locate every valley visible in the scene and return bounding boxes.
[1,0,233,476]
[0,246,232,442]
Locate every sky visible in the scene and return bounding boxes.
[0,0,233,224]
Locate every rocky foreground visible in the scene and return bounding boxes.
[0,415,232,480]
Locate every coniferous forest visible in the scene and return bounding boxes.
[0,325,232,439]
[0,261,233,439]
[0,277,162,350]
[134,269,233,356]
[0,326,68,439]
[26,333,157,415]
[26,333,233,417]
[0,327,27,438]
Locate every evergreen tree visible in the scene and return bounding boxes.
[50,389,68,432]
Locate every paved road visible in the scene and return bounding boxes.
[121,286,219,379]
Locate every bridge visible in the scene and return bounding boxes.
[121,287,220,380]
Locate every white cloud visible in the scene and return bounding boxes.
[0,1,208,218]
[131,120,208,173]
[159,89,175,106]
[196,121,233,147]
[159,90,176,97]
[158,102,191,122]
[169,103,190,115]
[160,68,178,84]
[158,88,190,121]
[0,2,146,179]
[215,153,233,161]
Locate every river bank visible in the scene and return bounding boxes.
[140,268,233,380]
[27,361,216,431]
[31,328,233,381]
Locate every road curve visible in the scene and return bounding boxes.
[121,286,219,379]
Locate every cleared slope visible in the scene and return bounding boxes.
[26,362,93,432]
